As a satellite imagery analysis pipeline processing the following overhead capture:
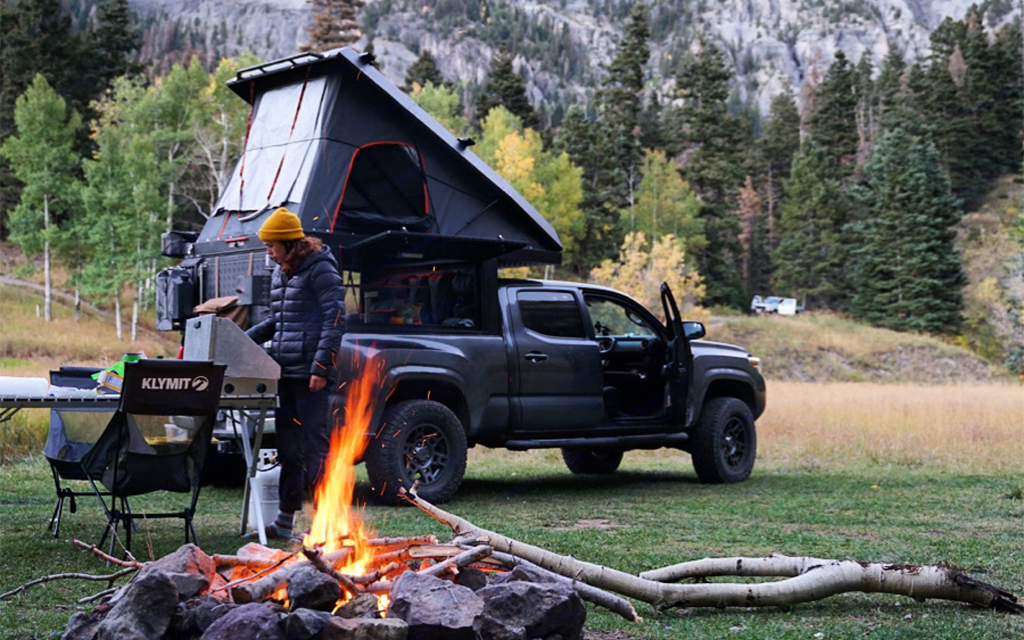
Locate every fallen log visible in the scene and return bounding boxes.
[401,489,1022,613]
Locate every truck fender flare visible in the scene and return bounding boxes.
[689,368,758,427]
[369,366,470,435]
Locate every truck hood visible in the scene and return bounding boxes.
[691,340,750,359]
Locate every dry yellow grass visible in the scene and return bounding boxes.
[756,381,1024,474]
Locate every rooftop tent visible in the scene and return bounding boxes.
[202,49,561,265]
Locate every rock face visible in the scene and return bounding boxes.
[387,572,483,640]
[96,570,179,640]
[124,0,1008,116]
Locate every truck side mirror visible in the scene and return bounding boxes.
[683,321,706,340]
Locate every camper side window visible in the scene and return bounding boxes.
[360,264,478,330]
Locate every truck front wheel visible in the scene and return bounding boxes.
[561,449,623,474]
[690,397,757,483]
[364,399,468,505]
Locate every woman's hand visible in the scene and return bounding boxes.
[309,374,327,393]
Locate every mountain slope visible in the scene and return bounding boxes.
[121,0,1017,118]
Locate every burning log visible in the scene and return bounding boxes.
[301,547,360,596]
[230,548,351,604]
[418,544,493,578]
[400,488,1023,614]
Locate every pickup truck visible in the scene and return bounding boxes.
[339,265,766,504]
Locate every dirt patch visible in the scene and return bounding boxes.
[553,518,623,531]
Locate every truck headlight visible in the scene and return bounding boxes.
[748,356,761,368]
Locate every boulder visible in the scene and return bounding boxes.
[166,571,210,600]
[316,617,408,640]
[60,610,104,640]
[281,608,332,639]
[96,570,179,640]
[453,567,488,592]
[386,572,482,640]
[334,592,379,618]
[166,595,236,638]
[286,564,343,612]
[145,544,216,583]
[198,602,284,640]
[473,581,586,640]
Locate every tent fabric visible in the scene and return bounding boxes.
[202,48,561,264]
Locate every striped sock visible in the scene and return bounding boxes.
[272,511,295,536]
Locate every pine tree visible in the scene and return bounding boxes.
[598,1,650,214]
[854,54,876,170]
[772,144,850,309]
[554,105,624,272]
[403,50,446,93]
[848,127,964,332]
[758,88,800,248]
[475,46,538,129]
[807,50,859,181]
[0,75,83,322]
[638,90,665,152]
[301,0,365,52]
[875,47,908,129]
[674,39,749,307]
[737,175,770,297]
[91,0,143,89]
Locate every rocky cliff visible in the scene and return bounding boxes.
[124,0,1018,117]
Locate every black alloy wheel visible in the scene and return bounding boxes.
[690,397,757,483]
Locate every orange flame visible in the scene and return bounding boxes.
[302,348,387,611]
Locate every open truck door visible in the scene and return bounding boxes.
[660,283,697,426]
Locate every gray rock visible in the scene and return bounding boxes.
[491,564,558,585]
[473,581,586,640]
[334,592,379,619]
[199,602,284,640]
[61,610,104,640]
[96,570,179,640]
[282,608,332,639]
[146,544,217,583]
[453,567,488,592]
[316,617,408,640]
[386,572,482,640]
[167,571,211,600]
[286,564,343,612]
[167,595,236,638]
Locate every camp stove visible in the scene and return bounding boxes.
[183,316,279,399]
[183,315,280,542]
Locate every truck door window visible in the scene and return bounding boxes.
[585,297,657,338]
[517,291,587,339]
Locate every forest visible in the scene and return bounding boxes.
[1,0,1022,371]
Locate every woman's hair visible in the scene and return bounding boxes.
[279,236,324,276]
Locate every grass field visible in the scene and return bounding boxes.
[1,382,1022,639]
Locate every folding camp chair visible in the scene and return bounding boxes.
[43,367,119,538]
[80,359,225,554]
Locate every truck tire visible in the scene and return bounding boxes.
[364,399,468,505]
[561,449,623,475]
[690,397,757,483]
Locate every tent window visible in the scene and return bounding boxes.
[336,142,432,232]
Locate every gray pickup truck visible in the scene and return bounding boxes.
[338,268,765,504]
[155,48,765,504]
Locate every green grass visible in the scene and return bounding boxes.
[2,449,1022,639]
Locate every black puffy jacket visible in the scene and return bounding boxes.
[246,246,345,380]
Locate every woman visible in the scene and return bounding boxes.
[246,206,344,540]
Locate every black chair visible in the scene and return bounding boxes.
[43,366,119,538]
[80,359,225,554]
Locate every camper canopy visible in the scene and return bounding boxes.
[199,49,561,265]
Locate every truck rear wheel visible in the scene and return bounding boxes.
[364,399,467,505]
[691,397,756,483]
[561,449,623,475]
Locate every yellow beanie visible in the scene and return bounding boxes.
[258,207,304,242]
